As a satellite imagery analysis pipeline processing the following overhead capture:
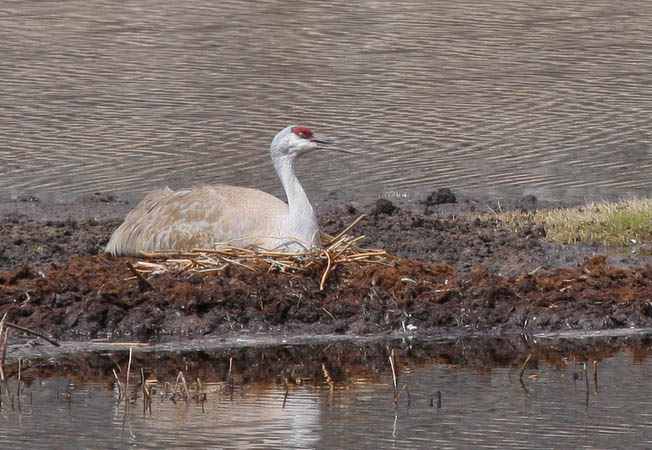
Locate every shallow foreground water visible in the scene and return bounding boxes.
[1,332,650,449]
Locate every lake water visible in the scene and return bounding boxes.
[1,2,652,447]
[1,0,651,204]
[0,333,651,449]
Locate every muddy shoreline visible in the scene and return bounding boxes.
[1,190,651,342]
[5,332,651,388]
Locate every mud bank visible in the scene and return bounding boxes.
[5,333,651,388]
[0,191,651,341]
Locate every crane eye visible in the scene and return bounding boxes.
[292,126,313,140]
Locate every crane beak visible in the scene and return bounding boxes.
[311,135,333,146]
[311,136,359,155]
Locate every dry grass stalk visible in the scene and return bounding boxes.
[17,358,21,399]
[92,342,149,347]
[389,349,398,406]
[0,313,59,389]
[179,371,190,400]
[3,322,60,347]
[1,327,10,380]
[593,360,599,394]
[125,346,133,408]
[0,314,6,383]
[126,261,154,291]
[133,215,386,290]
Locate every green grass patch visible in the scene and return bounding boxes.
[497,197,652,246]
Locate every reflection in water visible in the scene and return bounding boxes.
[0,335,651,448]
[1,1,651,203]
[111,384,321,449]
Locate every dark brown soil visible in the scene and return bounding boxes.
[1,190,651,341]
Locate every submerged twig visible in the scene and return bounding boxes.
[112,368,124,400]
[401,383,411,407]
[141,368,150,415]
[519,354,532,382]
[282,387,289,409]
[179,371,190,401]
[593,360,599,394]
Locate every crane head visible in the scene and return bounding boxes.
[271,125,332,158]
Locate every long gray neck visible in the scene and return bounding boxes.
[274,155,319,242]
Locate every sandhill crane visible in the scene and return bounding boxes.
[105,125,341,256]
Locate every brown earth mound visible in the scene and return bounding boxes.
[1,252,650,340]
[0,192,651,341]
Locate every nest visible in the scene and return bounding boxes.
[133,215,387,290]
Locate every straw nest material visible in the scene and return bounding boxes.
[133,215,387,290]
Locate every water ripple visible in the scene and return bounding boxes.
[1,0,651,202]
